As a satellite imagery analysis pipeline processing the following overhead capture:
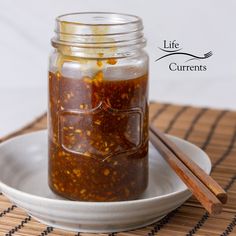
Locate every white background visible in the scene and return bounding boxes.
[0,0,236,137]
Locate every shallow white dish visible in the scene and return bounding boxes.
[0,130,211,233]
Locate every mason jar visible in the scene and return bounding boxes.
[48,12,149,201]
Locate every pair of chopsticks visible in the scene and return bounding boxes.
[149,124,227,215]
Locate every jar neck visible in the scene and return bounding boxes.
[51,12,146,59]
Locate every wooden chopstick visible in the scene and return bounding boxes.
[149,129,223,215]
[150,124,227,204]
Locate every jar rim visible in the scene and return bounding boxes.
[56,12,142,27]
[52,12,146,58]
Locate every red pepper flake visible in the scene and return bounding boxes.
[107,58,117,65]
[97,60,103,67]
[103,169,110,176]
[93,71,104,81]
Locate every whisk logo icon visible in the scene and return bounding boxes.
[155,40,213,71]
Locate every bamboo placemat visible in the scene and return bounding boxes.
[0,102,236,236]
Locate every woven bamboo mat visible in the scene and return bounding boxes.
[0,102,236,236]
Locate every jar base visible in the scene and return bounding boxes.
[49,181,148,202]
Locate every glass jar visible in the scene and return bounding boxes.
[48,12,149,201]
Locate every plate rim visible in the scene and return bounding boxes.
[0,130,211,207]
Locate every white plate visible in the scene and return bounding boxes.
[0,130,211,233]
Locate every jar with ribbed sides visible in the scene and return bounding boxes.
[48,12,149,201]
